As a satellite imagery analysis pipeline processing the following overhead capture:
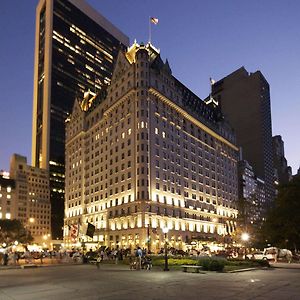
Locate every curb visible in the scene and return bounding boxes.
[270,265,300,270]
[226,267,259,273]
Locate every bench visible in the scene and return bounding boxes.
[181,265,204,273]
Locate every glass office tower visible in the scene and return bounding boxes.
[32,0,129,238]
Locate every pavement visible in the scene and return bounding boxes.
[1,260,299,271]
[0,263,300,300]
[269,262,300,269]
[0,257,81,270]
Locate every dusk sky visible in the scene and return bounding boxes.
[0,0,299,173]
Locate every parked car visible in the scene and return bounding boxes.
[245,251,275,260]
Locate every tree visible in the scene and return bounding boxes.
[0,219,33,246]
[261,175,300,250]
[234,196,261,247]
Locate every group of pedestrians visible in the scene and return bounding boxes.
[88,246,152,271]
[128,247,152,270]
[0,252,21,266]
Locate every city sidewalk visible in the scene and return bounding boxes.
[270,262,300,269]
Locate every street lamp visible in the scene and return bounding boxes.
[241,232,250,242]
[162,227,169,271]
[241,232,250,259]
[146,223,150,254]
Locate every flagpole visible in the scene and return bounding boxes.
[149,16,151,43]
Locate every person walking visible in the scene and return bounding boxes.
[96,254,101,269]
[3,252,8,266]
[135,247,142,270]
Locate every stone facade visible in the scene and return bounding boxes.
[64,43,239,252]
[9,154,51,245]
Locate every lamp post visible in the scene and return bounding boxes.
[162,227,169,271]
[241,232,250,259]
[146,224,150,254]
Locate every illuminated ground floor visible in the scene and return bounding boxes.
[63,227,233,254]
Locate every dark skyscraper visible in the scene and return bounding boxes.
[31,0,129,238]
[211,67,275,209]
[272,135,292,185]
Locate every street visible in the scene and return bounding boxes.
[0,264,300,300]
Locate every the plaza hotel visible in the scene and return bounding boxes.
[64,42,239,252]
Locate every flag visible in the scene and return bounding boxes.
[210,77,216,85]
[86,223,95,238]
[150,17,159,25]
[70,224,79,242]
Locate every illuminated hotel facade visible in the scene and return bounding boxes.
[31,0,129,238]
[64,43,239,251]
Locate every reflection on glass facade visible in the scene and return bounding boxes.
[35,5,46,167]
[32,0,129,238]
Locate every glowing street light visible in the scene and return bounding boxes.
[29,218,35,223]
[162,227,169,271]
[241,232,250,259]
[241,233,250,242]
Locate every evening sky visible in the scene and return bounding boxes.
[0,0,299,173]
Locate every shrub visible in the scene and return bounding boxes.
[209,259,225,271]
[197,257,225,271]
[149,256,197,267]
[253,259,270,268]
[197,258,211,270]
[224,258,270,268]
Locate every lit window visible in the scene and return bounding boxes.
[155,128,159,134]
[7,187,11,193]
[5,213,11,219]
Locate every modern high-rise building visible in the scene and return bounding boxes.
[272,135,292,186]
[237,160,265,227]
[63,42,239,252]
[31,0,129,238]
[211,67,275,210]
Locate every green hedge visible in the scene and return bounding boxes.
[197,258,226,271]
[151,256,197,266]
[122,256,269,270]
[225,259,270,268]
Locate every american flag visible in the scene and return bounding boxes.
[150,17,159,25]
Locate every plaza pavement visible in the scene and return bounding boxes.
[0,263,300,300]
